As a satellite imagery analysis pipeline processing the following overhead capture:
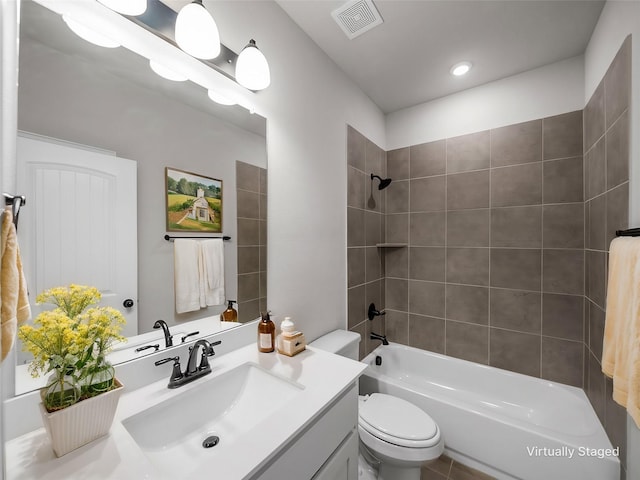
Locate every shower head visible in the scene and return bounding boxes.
[371,174,392,190]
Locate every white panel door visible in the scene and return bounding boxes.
[16,134,138,342]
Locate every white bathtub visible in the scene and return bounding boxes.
[359,343,620,480]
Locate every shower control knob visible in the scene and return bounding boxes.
[123,298,135,308]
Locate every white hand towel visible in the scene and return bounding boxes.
[174,239,201,314]
[199,239,225,307]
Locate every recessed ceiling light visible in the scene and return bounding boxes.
[450,61,472,76]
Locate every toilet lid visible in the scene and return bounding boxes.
[359,393,439,448]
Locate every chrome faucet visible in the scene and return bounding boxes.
[153,319,173,348]
[370,332,389,346]
[154,339,222,389]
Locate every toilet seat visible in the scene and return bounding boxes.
[359,393,440,448]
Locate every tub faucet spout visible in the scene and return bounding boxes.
[370,332,389,346]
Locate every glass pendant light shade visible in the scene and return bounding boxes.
[175,0,221,60]
[149,60,188,82]
[98,0,147,16]
[62,15,121,49]
[235,39,270,90]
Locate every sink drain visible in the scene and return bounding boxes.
[202,435,220,448]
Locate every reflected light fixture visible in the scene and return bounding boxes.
[235,39,271,91]
[62,15,121,49]
[149,59,188,82]
[175,0,221,60]
[207,89,236,106]
[450,61,472,76]
[98,0,147,16]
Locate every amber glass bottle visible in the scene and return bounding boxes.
[220,300,238,322]
[258,311,275,353]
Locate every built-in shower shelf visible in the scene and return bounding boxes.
[375,243,408,248]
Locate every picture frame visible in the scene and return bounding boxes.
[165,167,223,233]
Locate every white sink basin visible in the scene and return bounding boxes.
[122,362,303,477]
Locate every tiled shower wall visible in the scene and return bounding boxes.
[583,36,630,474]
[347,127,387,358]
[382,111,585,384]
[236,160,268,322]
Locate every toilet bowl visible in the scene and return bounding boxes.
[309,330,444,480]
[358,393,444,480]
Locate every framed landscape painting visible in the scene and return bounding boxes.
[166,167,223,232]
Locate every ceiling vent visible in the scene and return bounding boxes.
[331,0,383,40]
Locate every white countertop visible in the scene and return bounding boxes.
[6,343,366,480]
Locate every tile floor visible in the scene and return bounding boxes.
[422,455,496,480]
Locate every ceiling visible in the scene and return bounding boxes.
[276,0,605,114]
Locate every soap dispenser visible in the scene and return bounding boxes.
[220,300,238,322]
[258,311,275,353]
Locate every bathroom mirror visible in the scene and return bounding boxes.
[12,1,267,394]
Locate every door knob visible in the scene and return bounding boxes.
[123,298,135,308]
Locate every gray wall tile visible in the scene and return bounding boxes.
[447,170,490,210]
[446,209,490,247]
[587,351,606,424]
[543,249,584,295]
[606,183,629,247]
[384,246,408,279]
[237,218,260,246]
[365,247,383,282]
[490,248,541,291]
[604,35,631,128]
[446,321,489,364]
[409,314,445,353]
[544,203,584,249]
[259,167,267,194]
[236,160,260,192]
[386,179,410,213]
[490,288,541,334]
[491,206,542,248]
[238,272,260,302]
[584,80,605,151]
[385,310,408,345]
[490,328,541,377]
[386,278,408,311]
[411,176,446,212]
[543,110,583,160]
[543,156,583,204]
[588,196,606,251]
[348,285,366,329]
[366,280,383,319]
[541,337,583,387]
[589,301,606,361]
[606,111,629,189]
[347,125,366,171]
[587,250,607,308]
[542,293,584,341]
[366,139,385,181]
[386,213,409,244]
[446,284,489,325]
[446,131,490,173]
[365,210,383,246]
[238,246,260,275]
[410,211,446,246]
[409,247,446,282]
[347,207,365,247]
[491,163,542,207]
[585,137,606,199]
[446,247,490,286]
[605,377,628,465]
[238,299,260,323]
[387,147,409,180]
[491,119,541,167]
[410,140,446,177]
[409,280,445,317]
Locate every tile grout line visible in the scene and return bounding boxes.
[540,118,545,378]
[487,130,492,365]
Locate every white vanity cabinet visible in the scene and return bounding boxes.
[253,383,359,480]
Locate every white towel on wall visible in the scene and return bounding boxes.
[174,239,201,314]
[199,239,225,307]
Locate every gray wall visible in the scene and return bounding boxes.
[17,36,266,334]
[583,36,630,478]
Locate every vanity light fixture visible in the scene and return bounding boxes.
[235,39,271,91]
[62,14,121,49]
[175,0,221,60]
[450,61,472,76]
[149,59,188,82]
[98,0,147,16]
[207,89,237,106]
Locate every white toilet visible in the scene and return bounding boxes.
[310,330,444,480]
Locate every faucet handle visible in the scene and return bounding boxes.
[155,356,183,383]
[181,331,200,343]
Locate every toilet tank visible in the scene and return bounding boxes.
[309,330,361,360]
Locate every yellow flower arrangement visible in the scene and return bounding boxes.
[18,284,126,411]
